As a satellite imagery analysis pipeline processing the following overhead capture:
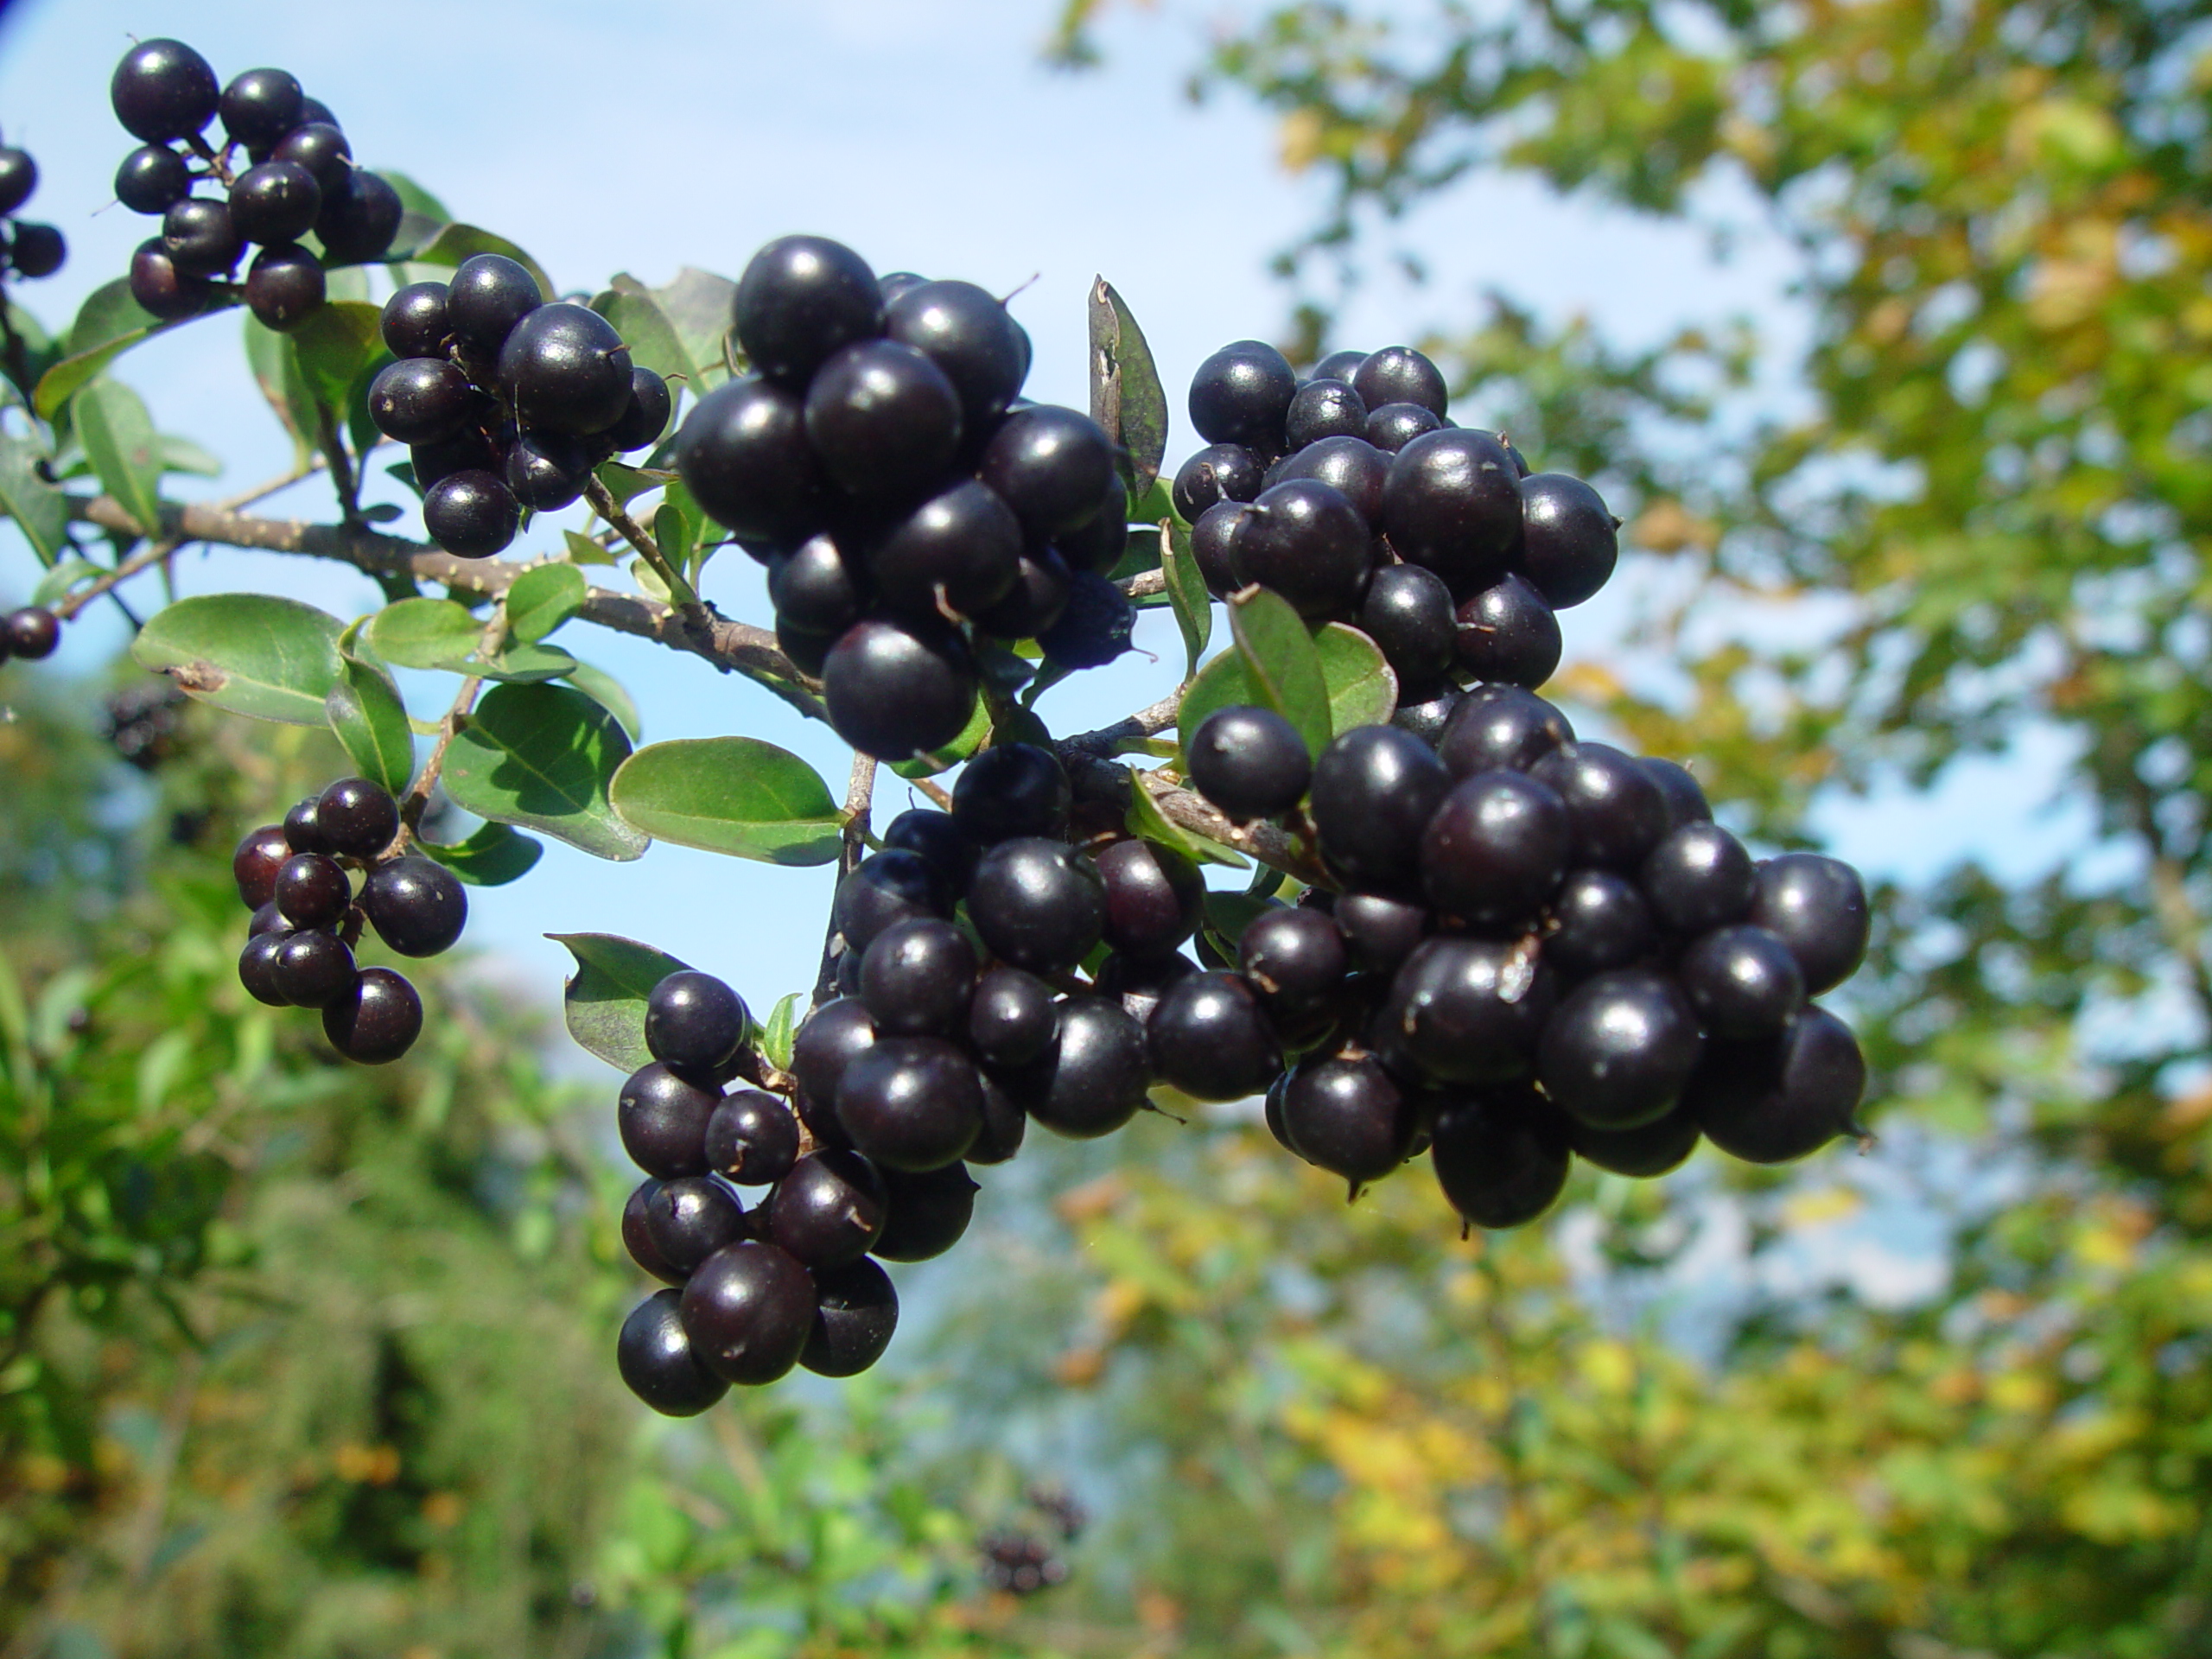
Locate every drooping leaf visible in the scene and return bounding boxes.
[0,433,72,563]
[1160,520,1212,680]
[130,594,344,725]
[442,682,646,861]
[550,931,691,1073]
[652,500,695,583]
[1090,276,1169,493]
[594,460,668,507]
[73,378,164,536]
[759,989,805,1072]
[366,596,483,669]
[594,282,694,385]
[288,301,386,413]
[1229,584,1331,757]
[31,558,99,605]
[608,736,842,866]
[157,433,222,477]
[563,659,642,741]
[504,561,588,644]
[1128,766,1249,868]
[325,654,414,795]
[563,527,617,567]
[243,315,318,465]
[419,820,543,887]
[35,280,233,419]
[407,224,555,304]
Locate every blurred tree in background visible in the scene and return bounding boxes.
[953,1,2212,1654]
[17,3,2212,1656]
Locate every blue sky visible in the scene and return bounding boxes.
[0,0,2083,1069]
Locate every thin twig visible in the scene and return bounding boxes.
[810,753,879,1006]
[67,490,826,721]
[1120,568,1167,599]
[583,473,698,610]
[315,404,361,524]
[53,537,181,620]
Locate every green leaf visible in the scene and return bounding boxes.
[889,693,990,779]
[130,594,344,725]
[0,433,71,563]
[563,528,617,568]
[407,224,555,307]
[1313,619,1397,734]
[1230,585,1332,758]
[467,640,578,683]
[1090,276,1169,493]
[505,562,587,644]
[594,460,669,508]
[244,314,318,465]
[157,433,222,477]
[550,932,692,1074]
[1160,520,1212,679]
[442,683,646,861]
[31,558,99,605]
[759,990,805,1072]
[366,596,482,669]
[608,736,842,865]
[419,820,543,887]
[35,279,232,419]
[562,659,641,741]
[74,378,164,536]
[288,301,385,413]
[326,654,414,795]
[1128,767,1249,868]
[379,169,451,225]
[652,500,695,582]
[664,477,711,582]
[646,267,738,391]
[593,282,694,384]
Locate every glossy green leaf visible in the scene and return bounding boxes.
[418,820,543,887]
[1128,766,1249,868]
[325,654,414,795]
[407,224,555,304]
[288,301,385,413]
[1160,520,1212,680]
[379,169,451,225]
[1230,585,1332,757]
[442,683,645,861]
[243,315,318,465]
[130,594,344,725]
[550,932,691,1073]
[0,433,71,563]
[505,562,587,644]
[1090,277,1169,494]
[73,378,164,536]
[563,659,641,741]
[594,460,668,508]
[35,279,231,419]
[593,282,693,385]
[366,596,482,669]
[663,477,709,582]
[759,990,805,1072]
[652,501,695,582]
[468,641,578,683]
[608,736,842,865]
[563,528,616,568]
[1177,620,1395,766]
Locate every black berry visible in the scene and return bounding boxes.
[128,239,210,321]
[111,40,220,143]
[642,1174,747,1274]
[315,777,399,858]
[967,837,1106,972]
[243,244,324,332]
[115,145,189,215]
[274,929,357,1008]
[1185,704,1310,822]
[968,966,1058,1068]
[321,967,423,1065]
[1309,723,1450,893]
[1639,821,1757,935]
[801,1257,901,1376]
[645,970,750,1073]
[977,405,1116,540]
[1375,936,1554,1086]
[1285,378,1368,448]
[1746,854,1871,996]
[704,1090,802,1186]
[1542,868,1656,979]
[232,823,291,908]
[1357,563,1457,696]
[1382,429,1522,593]
[1231,479,1371,619]
[1518,474,1619,608]
[1437,684,1574,778]
[359,856,467,957]
[1453,573,1560,688]
[858,918,977,1037]
[618,1062,721,1178]
[869,480,1022,620]
[619,1288,729,1414]
[871,1161,979,1262]
[1430,1088,1573,1229]
[219,67,304,148]
[733,234,882,387]
[1529,743,1669,870]
[1692,1007,1866,1164]
[423,470,520,558]
[1093,837,1204,958]
[822,618,977,761]
[445,252,543,355]
[883,277,1027,427]
[1679,924,1806,1039]
[229,160,322,245]
[1538,969,1703,1128]
[836,1035,984,1171]
[161,196,242,278]
[274,853,349,928]
[766,1150,888,1268]
[1420,769,1570,928]
[499,302,634,435]
[1350,346,1448,416]
[1147,971,1282,1102]
[1280,1051,1414,1185]
[1172,443,1264,522]
[1009,995,1149,1140]
[1189,339,1298,450]
[678,1241,817,1385]
[381,281,451,359]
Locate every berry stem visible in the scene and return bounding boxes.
[401,672,487,839]
[810,751,879,1006]
[582,474,700,614]
[315,404,363,526]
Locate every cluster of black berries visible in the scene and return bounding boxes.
[109,39,401,332]
[1179,688,1872,1222]
[0,605,59,669]
[0,136,65,283]
[230,778,468,1065]
[1173,340,1616,722]
[371,256,671,559]
[102,682,188,771]
[978,1484,1086,1588]
[675,235,1133,762]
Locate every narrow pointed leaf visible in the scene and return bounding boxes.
[442,682,645,860]
[35,279,236,419]
[326,654,414,794]
[1229,584,1331,757]
[1089,276,1168,493]
[1159,519,1211,680]
[419,821,543,887]
[130,594,344,725]
[760,990,805,1072]
[649,266,738,391]
[1128,766,1249,868]
[608,736,842,865]
[550,931,693,1073]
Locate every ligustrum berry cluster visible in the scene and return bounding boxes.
[109,39,401,331]
[230,778,468,1064]
[1175,338,1613,734]
[0,133,64,283]
[675,235,1135,762]
[371,257,671,557]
